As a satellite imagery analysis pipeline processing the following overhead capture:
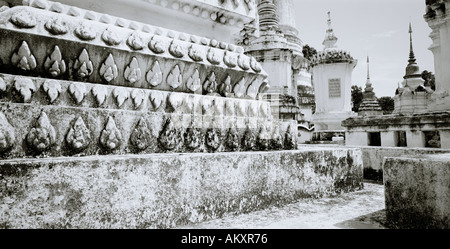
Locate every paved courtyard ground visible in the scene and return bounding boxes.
[177,182,388,229]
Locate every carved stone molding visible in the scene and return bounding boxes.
[0,5,268,99]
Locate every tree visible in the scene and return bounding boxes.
[377,96,395,115]
[421,70,435,91]
[302,44,318,61]
[351,85,363,112]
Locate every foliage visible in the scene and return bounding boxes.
[421,70,435,91]
[302,44,318,61]
[351,85,363,112]
[377,96,395,115]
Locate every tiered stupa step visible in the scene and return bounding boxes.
[0,2,298,159]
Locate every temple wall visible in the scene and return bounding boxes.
[0,147,363,228]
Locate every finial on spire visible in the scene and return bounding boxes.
[365,55,373,93]
[327,11,332,30]
[323,11,338,49]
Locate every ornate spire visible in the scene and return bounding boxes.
[359,55,382,116]
[365,56,373,92]
[408,22,416,65]
[404,22,420,78]
[322,11,338,50]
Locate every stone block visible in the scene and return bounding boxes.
[383,154,450,228]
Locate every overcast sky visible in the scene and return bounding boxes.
[293,0,434,97]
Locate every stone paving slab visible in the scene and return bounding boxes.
[176,182,387,229]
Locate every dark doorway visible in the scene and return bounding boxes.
[395,131,407,147]
[368,132,381,146]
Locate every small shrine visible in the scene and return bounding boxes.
[309,12,357,143]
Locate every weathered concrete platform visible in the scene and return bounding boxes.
[0,147,363,228]
[384,153,450,229]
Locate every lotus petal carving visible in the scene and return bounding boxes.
[124,57,142,84]
[26,111,56,153]
[130,117,152,151]
[74,49,94,78]
[13,77,35,103]
[0,112,15,153]
[92,85,108,106]
[99,54,119,82]
[66,117,91,152]
[186,69,201,92]
[42,80,62,104]
[44,45,66,77]
[167,65,182,89]
[99,116,122,150]
[146,61,163,87]
[11,41,37,71]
